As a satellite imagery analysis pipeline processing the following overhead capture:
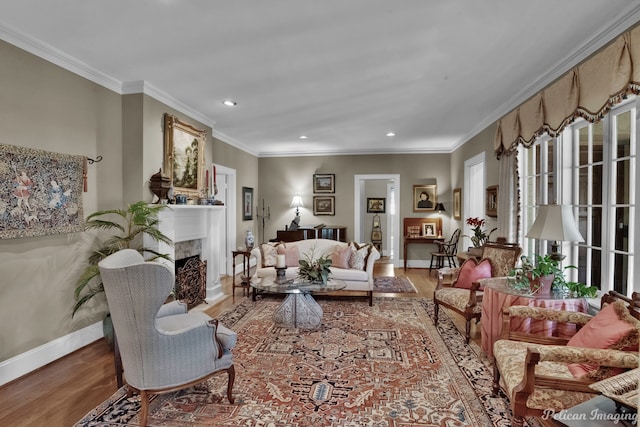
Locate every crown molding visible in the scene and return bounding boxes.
[0,21,122,93]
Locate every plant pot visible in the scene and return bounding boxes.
[530,274,554,295]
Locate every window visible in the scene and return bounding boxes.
[519,100,637,296]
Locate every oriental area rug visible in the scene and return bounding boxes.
[372,276,418,293]
[76,297,538,427]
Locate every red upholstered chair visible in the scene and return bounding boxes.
[433,243,522,343]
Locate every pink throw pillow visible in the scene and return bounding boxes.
[277,245,300,267]
[567,300,640,378]
[330,245,351,269]
[454,258,492,289]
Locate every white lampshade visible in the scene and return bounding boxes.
[526,204,584,242]
[289,195,304,209]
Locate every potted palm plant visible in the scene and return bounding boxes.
[72,201,173,345]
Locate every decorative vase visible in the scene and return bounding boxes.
[245,229,255,251]
[530,274,554,295]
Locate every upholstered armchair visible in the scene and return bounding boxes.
[493,292,640,427]
[433,242,522,343]
[98,249,237,427]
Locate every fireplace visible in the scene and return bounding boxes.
[175,255,207,308]
[145,205,226,304]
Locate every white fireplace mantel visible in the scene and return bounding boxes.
[147,205,226,304]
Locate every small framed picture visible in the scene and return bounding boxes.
[313,174,335,193]
[413,184,437,212]
[242,187,253,220]
[367,197,385,213]
[313,196,335,215]
[423,223,436,237]
[453,188,462,220]
[371,230,382,241]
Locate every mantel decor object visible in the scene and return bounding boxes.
[149,168,172,203]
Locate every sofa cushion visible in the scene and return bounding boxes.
[454,258,492,290]
[277,244,300,267]
[260,242,281,267]
[330,245,352,269]
[567,300,640,378]
[349,242,371,270]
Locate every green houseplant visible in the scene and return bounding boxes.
[297,247,332,285]
[508,254,597,297]
[72,201,173,321]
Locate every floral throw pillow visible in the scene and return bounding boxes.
[260,242,280,267]
[348,242,371,270]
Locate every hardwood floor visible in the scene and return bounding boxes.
[0,262,481,427]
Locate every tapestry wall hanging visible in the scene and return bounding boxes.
[0,144,85,239]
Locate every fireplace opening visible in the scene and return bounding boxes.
[175,255,207,308]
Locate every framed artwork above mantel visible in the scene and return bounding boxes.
[163,113,206,200]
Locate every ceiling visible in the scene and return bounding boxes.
[1,1,639,157]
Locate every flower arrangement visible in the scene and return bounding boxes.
[465,217,496,247]
[298,247,332,285]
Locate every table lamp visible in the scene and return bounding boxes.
[526,204,584,261]
[289,195,303,230]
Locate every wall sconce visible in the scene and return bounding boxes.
[434,203,445,215]
[526,204,584,261]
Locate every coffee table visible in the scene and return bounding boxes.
[251,277,346,329]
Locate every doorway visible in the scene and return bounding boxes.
[463,152,485,248]
[353,174,401,268]
[211,163,236,277]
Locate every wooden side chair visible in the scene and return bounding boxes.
[433,242,522,343]
[429,228,461,273]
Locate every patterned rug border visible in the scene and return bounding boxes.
[75,296,535,426]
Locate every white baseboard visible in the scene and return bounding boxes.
[0,321,103,387]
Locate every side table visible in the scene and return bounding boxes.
[232,250,252,296]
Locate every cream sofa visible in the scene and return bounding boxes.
[250,238,380,305]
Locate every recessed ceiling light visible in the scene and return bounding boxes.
[386,132,396,137]
[299,135,308,139]
[222,100,237,107]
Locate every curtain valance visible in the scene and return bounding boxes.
[494,25,640,157]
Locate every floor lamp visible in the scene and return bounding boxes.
[525,204,584,262]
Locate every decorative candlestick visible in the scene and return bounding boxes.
[275,266,287,283]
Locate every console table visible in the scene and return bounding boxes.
[275,226,347,242]
[403,217,443,270]
[479,277,588,359]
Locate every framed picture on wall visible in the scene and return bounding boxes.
[367,197,385,213]
[486,185,498,217]
[163,113,206,200]
[313,196,335,215]
[313,174,335,193]
[242,187,253,220]
[413,184,437,212]
[453,188,462,220]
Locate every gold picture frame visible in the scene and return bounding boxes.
[486,185,498,217]
[453,188,462,220]
[413,184,437,212]
[163,113,206,200]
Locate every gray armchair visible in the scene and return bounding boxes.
[99,249,236,426]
